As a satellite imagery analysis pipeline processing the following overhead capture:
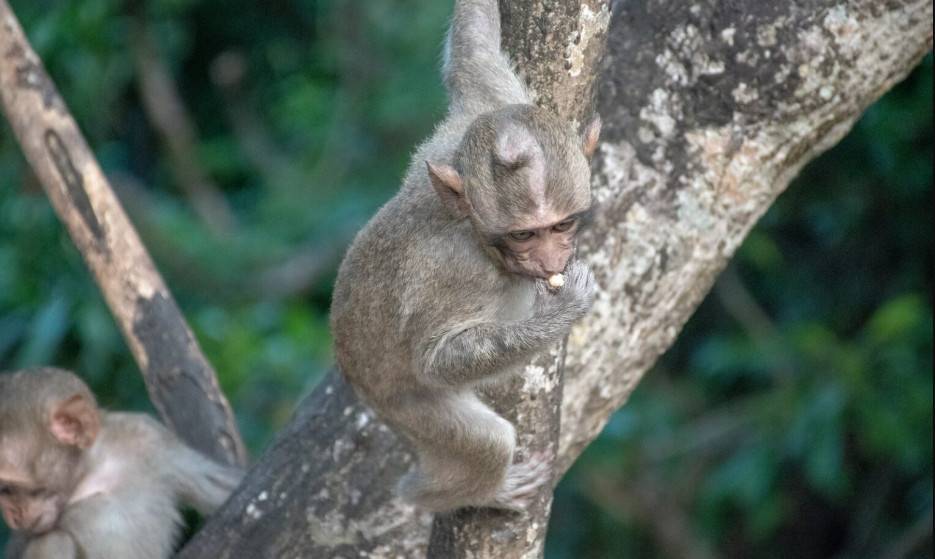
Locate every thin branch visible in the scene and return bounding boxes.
[209,51,296,185]
[129,18,238,236]
[0,1,246,467]
[583,473,720,559]
[714,264,796,382]
[252,239,348,299]
[111,172,349,301]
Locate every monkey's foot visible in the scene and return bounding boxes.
[490,451,551,511]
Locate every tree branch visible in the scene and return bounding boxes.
[180,0,931,556]
[501,0,611,125]
[129,17,238,236]
[111,172,353,302]
[556,0,932,474]
[0,0,246,467]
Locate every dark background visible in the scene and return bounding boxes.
[0,1,931,557]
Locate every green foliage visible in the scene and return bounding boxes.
[0,0,930,556]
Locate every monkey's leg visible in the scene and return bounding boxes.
[397,393,513,511]
[395,393,549,511]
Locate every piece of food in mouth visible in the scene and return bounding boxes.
[547,273,565,288]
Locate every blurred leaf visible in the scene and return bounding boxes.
[739,230,784,271]
[14,287,70,367]
[864,293,926,344]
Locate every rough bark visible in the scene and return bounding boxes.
[0,0,246,467]
[558,0,932,473]
[181,0,931,556]
[501,0,612,125]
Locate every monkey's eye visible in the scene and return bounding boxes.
[508,231,535,241]
[27,487,45,498]
[552,218,577,233]
[0,485,12,497]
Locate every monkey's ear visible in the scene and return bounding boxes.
[426,161,470,218]
[50,394,100,449]
[582,115,602,160]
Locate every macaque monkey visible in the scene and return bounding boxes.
[331,0,600,512]
[0,367,243,559]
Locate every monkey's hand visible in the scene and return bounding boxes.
[534,260,595,325]
[422,262,595,386]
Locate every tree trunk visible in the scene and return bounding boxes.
[181,0,931,556]
[0,0,246,467]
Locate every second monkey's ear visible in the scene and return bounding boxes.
[49,394,100,449]
[582,115,602,160]
[426,161,470,219]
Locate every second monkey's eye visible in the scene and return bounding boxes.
[509,231,535,241]
[552,218,576,232]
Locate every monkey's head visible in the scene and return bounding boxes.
[0,368,100,535]
[427,104,600,280]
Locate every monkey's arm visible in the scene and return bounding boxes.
[423,262,594,386]
[443,0,528,114]
[423,317,566,386]
[166,437,244,514]
[17,531,79,559]
[119,414,242,515]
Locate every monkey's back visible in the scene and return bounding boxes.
[331,152,505,407]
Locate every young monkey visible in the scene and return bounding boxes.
[331,0,600,512]
[0,367,243,559]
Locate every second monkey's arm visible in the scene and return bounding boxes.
[18,531,79,559]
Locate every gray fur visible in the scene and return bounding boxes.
[331,0,596,512]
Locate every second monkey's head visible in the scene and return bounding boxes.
[0,368,100,536]
[427,104,600,280]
